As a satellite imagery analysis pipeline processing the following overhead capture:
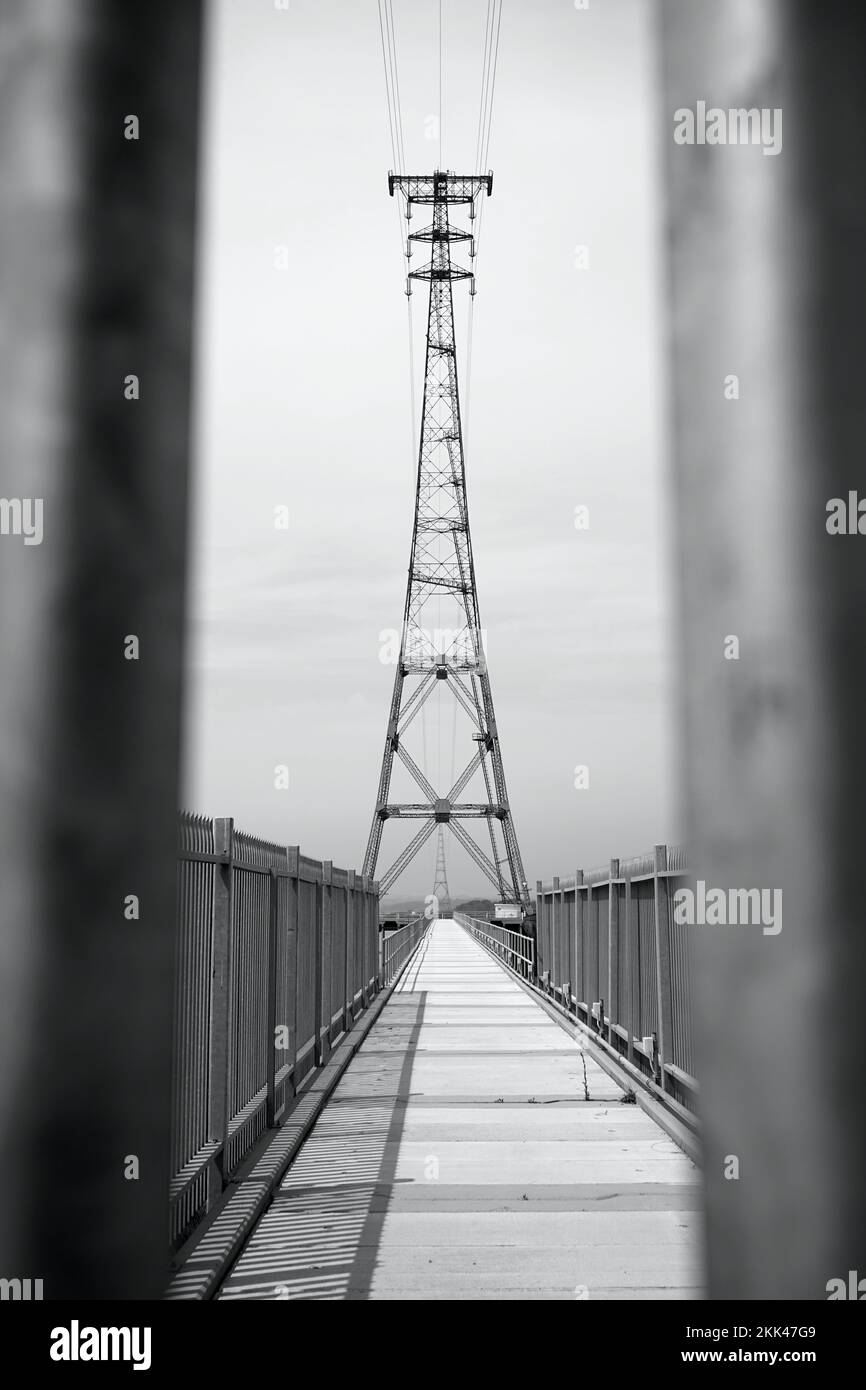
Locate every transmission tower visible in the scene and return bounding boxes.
[432,827,452,918]
[363,170,529,908]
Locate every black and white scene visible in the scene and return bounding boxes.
[1,0,865,1358]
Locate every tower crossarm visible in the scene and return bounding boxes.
[383,803,506,819]
[410,263,473,283]
[389,172,492,204]
[409,223,473,244]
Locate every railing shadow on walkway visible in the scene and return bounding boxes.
[217,930,436,1299]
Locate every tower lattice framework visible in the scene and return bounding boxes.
[364,171,529,908]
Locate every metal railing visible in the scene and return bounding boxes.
[456,913,535,978]
[171,813,383,1252]
[380,914,431,985]
[535,845,696,1115]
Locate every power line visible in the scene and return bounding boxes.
[439,0,446,168]
[377,0,400,171]
[386,0,407,174]
[474,0,494,174]
[466,1,504,454]
[481,0,503,173]
[476,3,503,263]
[377,1,416,488]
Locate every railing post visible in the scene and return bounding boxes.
[320,860,333,1061]
[372,881,380,994]
[551,875,560,995]
[208,816,234,1209]
[623,868,634,1066]
[586,876,594,1029]
[265,867,279,1127]
[0,3,204,1297]
[652,844,673,1088]
[658,1,866,1294]
[345,870,355,1032]
[313,866,323,1065]
[574,869,584,1016]
[286,846,300,1099]
[566,882,574,1002]
[534,879,543,985]
[608,858,619,1044]
[360,878,370,1006]
[357,878,365,1005]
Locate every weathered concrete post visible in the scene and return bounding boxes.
[661,0,866,1297]
[0,1,202,1297]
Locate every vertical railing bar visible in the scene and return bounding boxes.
[653,843,673,1089]
[286,846,299,1097]
[207,816,233,1209]
[318,861,331,1062]
[345,872,354,1032]
[608,857,618,1045]
[265,866,278,1127]
[623,871,634,1067]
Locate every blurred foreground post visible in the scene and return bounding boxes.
[0,0,202,1297]
[661,0,866,1297]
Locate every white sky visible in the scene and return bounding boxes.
[183,0,680,898]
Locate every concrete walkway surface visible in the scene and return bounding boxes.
[217,919,703,1300]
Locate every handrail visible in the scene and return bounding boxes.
[534,845,696,1114]
[455,912,535,977]
[172,813,380,1252]
[380,913,431,986]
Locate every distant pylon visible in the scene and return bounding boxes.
[363,171,529,907]
[432,827,452,918]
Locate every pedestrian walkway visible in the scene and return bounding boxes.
[217,919,703,1299]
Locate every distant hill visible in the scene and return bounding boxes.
[380,897,425,916]
[379,895,495,921]
[454,898,494,920]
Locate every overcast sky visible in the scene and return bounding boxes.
[182,0,680,898]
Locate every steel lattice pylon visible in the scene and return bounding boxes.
[363,170,529,908]
[432,826,452,917]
